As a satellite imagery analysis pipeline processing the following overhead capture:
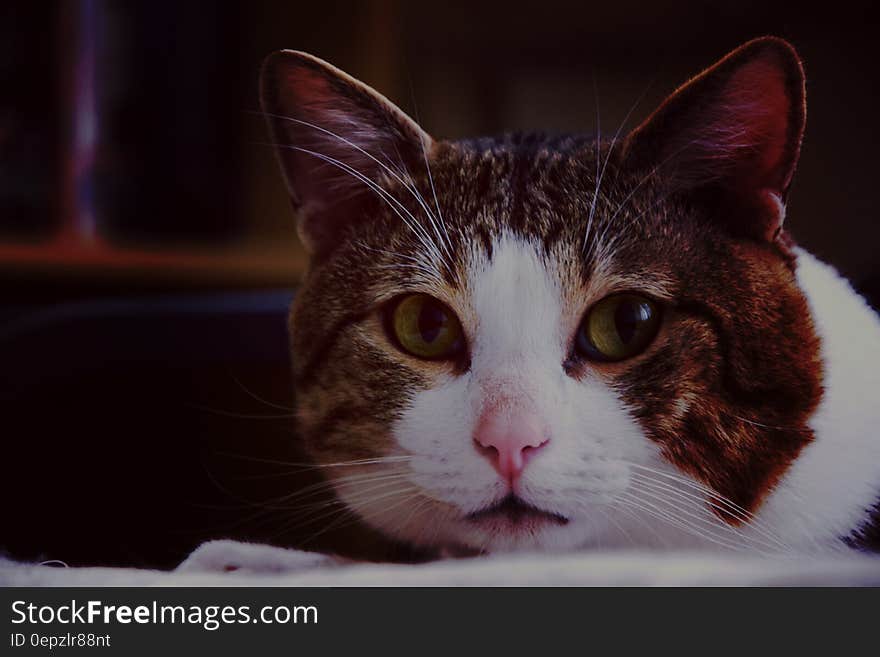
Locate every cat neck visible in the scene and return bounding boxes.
[755,249,880,551]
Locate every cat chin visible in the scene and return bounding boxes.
[366,501,629,554]
[415,520,593,555]
[427,510,682,554]
[339,488,598,553]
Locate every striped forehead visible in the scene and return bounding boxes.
[467,234,569,366]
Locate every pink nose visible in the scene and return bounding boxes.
[473,407,549,485]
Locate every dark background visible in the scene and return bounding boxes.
[2,0,878,569]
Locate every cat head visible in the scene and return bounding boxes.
[261,37,822,553]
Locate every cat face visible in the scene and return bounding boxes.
[262,38,823,553]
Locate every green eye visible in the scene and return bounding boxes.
[577,294,661,362]
[390,294,464,360]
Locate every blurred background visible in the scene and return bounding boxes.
[2,0,878,569]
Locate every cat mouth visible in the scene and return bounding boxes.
[465,494,569,528]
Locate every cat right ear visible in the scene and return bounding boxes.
[622,37,806,243]
[260,50,434,256]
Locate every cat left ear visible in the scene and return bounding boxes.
[622,37,806,242]
[260,50,434,257]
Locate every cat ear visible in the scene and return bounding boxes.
[260,50,434,255]
[622,37,806,242]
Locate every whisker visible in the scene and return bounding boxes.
[627,474,788,552]
[229,374,295,412]
[267,472,413,510]
[631,467,793,552]
[256,140,444,270]
[188,404,295,420]
[583,74,601,252]
[420,136,453,260]
[595,505,636,548]
[212,451,414,471]
[584,78,656,258]
[354,241,432,267]
[722,410,813,433]
[289,483,422,544]
[621,484,762,551]
[624,461,767,527]
[271,476,414,532]
[253,110,451,269]
[616,491,748,552]
[599,136,706,254]
[609,500,671,548]
[255,111,442,230]
[405,82,455,263]
[192,470,412,533]
[354,241,443,282]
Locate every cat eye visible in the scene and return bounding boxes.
[388,294,464,360]
[576,293,661,362]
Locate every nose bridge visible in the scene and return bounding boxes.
[472,348,561,419]
[465,236,564,486]
[472,305,560,372]
[478,366,535,410]
[468,234,566,373]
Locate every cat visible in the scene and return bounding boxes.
[259,36,880,557]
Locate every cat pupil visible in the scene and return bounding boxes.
[417,304,445,343]
[614,300,650,344]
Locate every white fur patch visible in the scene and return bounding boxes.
[753,250,880,551]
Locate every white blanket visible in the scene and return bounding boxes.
[3,540,880,586]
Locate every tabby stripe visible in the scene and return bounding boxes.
[295,309,371,390]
